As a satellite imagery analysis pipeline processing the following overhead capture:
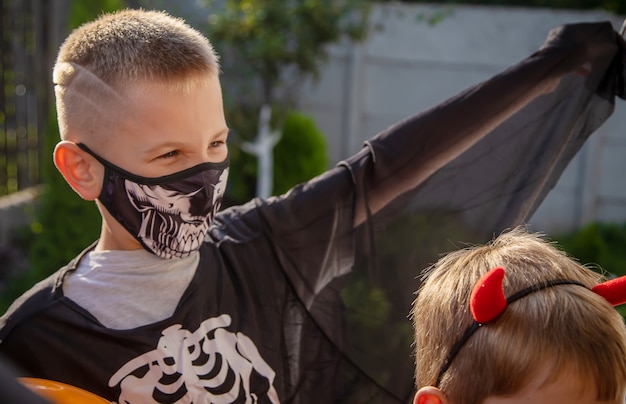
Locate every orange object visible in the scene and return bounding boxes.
[18,378,109,404]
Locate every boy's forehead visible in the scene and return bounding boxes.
[56,64,220,143]
[103,75,224,149]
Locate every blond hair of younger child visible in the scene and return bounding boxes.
[412,227,626,404]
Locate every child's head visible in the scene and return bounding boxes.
[412,227,626,404]
[53,8,220,143]
[51,9,229,258]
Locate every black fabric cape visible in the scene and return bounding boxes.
[0,21,624,403]
[306,21,625,402]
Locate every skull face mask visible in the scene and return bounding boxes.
[77,143,229,259]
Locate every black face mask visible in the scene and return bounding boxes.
[77,143,229,259]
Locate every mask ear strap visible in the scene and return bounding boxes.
[592,276,626,306]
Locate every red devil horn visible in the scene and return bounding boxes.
[470,267,507,323]
[592,275,626,307]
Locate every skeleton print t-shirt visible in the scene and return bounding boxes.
[0,162,357,403]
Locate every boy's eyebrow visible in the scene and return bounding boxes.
[142,141,185,155]
[207,127,231,141]
[216,127,230,138]
[142,127,230,155]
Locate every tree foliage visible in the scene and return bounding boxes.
[204,0,371,104]
[203,0,370,203]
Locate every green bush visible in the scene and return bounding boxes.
[553,222,626,277]
[553,222,626,317]
[222,108,329,205]
[273,111,329,195]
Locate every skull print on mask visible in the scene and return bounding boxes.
[77,143,229,259]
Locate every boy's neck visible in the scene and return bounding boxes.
[96,203,143,252]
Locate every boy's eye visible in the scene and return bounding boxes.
[209,141,224,148]
[158,150,179,159]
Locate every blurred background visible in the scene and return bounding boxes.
[1,0,626,312]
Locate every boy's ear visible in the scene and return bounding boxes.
[53,140,102,201]
[414,386,448,404]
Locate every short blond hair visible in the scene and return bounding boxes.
[52,9,220,141]
[412,227,626,403]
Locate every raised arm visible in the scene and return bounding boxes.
[342,21,625,227]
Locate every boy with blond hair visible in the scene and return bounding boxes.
[412,228,626,404]
[0,8,624,403]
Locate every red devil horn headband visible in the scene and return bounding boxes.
[592,276,626,306]
[470,267,507,323]
[435,267,626,387]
